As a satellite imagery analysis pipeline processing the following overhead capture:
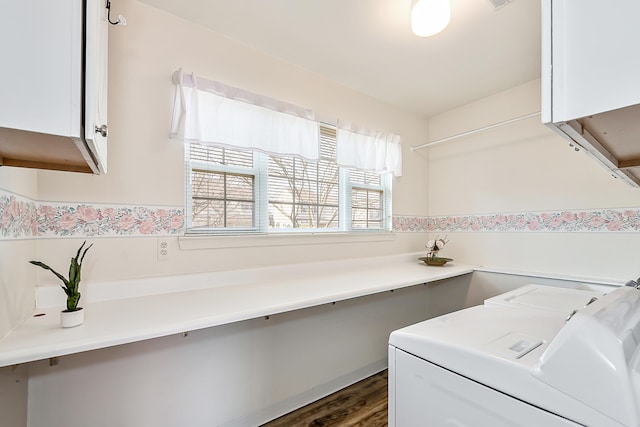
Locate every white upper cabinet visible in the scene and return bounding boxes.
[0,0,108,174]
[542,0,640,186]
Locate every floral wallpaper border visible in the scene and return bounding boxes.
[0,191,38,239]
[393,208,640,233]
[3,189,640,239]
[0,190,184,240]
[38,202,185,238]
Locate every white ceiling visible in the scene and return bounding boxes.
[138,0,541,118]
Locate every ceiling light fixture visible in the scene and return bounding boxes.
[411,0,451,37]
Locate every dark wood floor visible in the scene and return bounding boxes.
[262,370,388,427]
[261,370,388,427]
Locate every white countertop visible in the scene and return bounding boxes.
[0,253,474,367]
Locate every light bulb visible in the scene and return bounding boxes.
[411,0,451,37]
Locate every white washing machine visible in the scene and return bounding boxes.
[389,285,640,426]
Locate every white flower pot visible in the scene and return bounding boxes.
[60,308,84,328]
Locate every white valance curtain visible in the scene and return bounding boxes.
[336,121,403,177]
[170,69,320,161]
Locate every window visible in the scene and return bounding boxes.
[349,169,387,230]
[185,125,391,234]
[186,144,258,232]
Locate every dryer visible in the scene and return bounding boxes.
[389,286,640,426]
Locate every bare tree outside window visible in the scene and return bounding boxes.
[268,131,339,230]
[191,170,254,228]
[188,144,256,231]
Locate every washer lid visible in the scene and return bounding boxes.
[389,305,563,370]
[484,284,604,314]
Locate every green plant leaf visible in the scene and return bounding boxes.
[29,261,69,287]
[68,258,78,286]
[78,241,92,266]
[67,292,81,311]
[29,241,92,311]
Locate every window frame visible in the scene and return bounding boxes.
[185,145,262,234]
[342,169,392,232]
[184,124,392,235]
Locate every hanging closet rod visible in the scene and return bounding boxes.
[411,111,541,151]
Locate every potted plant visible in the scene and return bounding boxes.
[420,236,452,266]
[30,241,93,328]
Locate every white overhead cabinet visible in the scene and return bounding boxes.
[542,0,640,186]
[0,0,108,174]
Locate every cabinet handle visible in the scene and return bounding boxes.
[95,124,108,138]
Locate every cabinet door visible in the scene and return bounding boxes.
[547,0,640,122]
[0,0,82,137]
[84,0,109,174]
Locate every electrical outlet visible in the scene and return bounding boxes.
[157,238,169,261]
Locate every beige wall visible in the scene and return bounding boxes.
[426,79,640,280]
[29,0,429,286]
[0,167,38,339]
